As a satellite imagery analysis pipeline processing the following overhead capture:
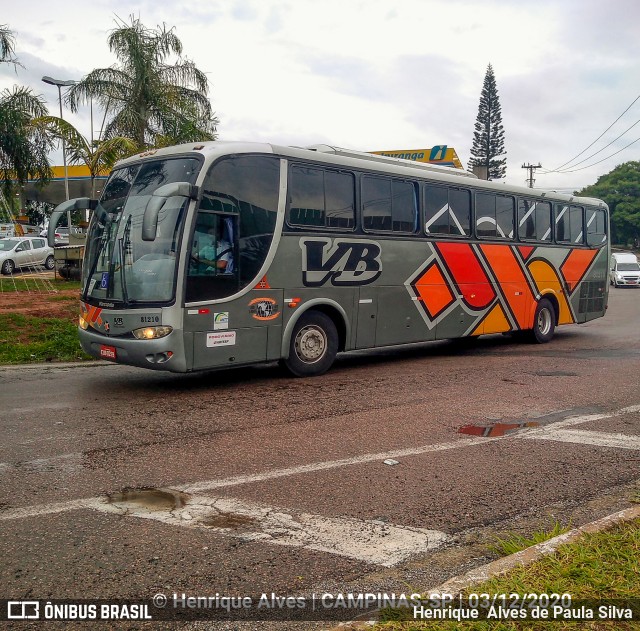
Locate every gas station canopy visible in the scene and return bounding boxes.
[23,165,109,205]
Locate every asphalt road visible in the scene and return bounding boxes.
[1,287,639,628]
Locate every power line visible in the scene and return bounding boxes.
[548,117,640,173]
[550,135,640,174]
[549,93,640,172]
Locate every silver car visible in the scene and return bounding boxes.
[0,237,55,275]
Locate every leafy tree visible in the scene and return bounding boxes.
[0,26,52,199]
[0,88,53,198]
[67,16,218,149]
[576,161,640,247]
[33,116,137,197]
[468,64,507,180]
[24,199,54,227]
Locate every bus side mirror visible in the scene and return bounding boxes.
[142,182,199,242]
[48,198,97,248]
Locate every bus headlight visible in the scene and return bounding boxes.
[132,325,173,340]
[79,314,90,330]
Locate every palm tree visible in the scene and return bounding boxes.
[67,16,218,149]
[33,116,138,197]
[0,87,53,198]
[0,24,19,67]
[0,26,52,197]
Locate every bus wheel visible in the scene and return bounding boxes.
[284,311,338,377]
[530,298,555,343]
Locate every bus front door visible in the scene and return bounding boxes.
[188,290,284,370]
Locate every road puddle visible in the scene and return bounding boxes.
[458,420,540,437]
[107,488,188,511]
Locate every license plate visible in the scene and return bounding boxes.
[100,345,117,361]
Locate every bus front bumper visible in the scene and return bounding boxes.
[79,328,188,372]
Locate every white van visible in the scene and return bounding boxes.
[610,252,640,287]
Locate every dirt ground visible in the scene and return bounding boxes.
[0,277,79,320]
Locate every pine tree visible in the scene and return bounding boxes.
[468,64,506,180]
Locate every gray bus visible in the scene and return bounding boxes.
[48,141,609,376]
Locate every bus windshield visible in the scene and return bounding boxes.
[82,157,201,305]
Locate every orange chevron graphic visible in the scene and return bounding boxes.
[478,245,535,329]
[560,249,598,293]
[518,245,535,261]
[471,302,511,335]
[435,242,495,309]
[80,302,103,326]
[527,260,573,324]
[410,242,604,332]
[413,262,455,319]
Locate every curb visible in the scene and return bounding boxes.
[0,360,106,371]
[330,503,640,629]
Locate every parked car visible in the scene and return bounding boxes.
[40,226,70,245]
[610,252,640,287]
[0,237,55,275]
[39,225,85,246]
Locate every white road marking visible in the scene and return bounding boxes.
[0,498,99,520]
[1,403,638,566]
[0,492,449,567]
[176,437,500,494]
[0,436,497,480]
[0,436,497,518]
[523,429,640,450]
[519,404,640,450]
[102,493,450,567]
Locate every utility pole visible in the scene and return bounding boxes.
[521,163,542,188]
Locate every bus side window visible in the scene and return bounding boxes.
[288,166,355,230]
[586,207,607,245]
[392,180,418,232]
[518,199,551,241]
[555,204,570,243]
[362,175,392,231]
[476,193,496,238]
[536,201,552,241]
[425,186,470,236]
[518,199,536,240]
[570,206,584,244]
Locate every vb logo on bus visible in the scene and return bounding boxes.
[300,238,382,287]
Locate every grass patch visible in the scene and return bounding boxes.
[378,518,640,630]
[490,521,571,556]
[0,278,81,292]
[0,312,90,363]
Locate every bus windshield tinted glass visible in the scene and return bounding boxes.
[82,157,200,304]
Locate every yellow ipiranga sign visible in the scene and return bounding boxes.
[370,145,463,169]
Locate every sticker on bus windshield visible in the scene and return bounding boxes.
[206,331,236,347]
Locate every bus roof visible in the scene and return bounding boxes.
[115,141,607,208]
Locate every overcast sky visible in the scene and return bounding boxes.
[2,0,639,193]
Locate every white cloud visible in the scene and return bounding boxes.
[1,0,638,191]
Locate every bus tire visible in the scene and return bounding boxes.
[284,311,338,377]
[530,298,555,343]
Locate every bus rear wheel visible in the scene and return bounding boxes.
[284,311,338,377]
[530,298,555,343]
